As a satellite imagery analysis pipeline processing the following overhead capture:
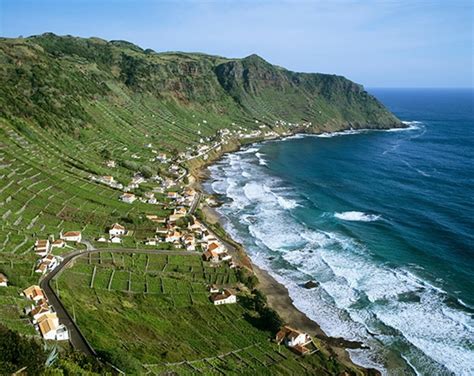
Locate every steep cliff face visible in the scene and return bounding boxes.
[0,33,401,136]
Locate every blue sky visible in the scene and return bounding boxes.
[1,0,472,87]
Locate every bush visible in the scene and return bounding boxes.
[139,165,154,178]
[0,324,46,374]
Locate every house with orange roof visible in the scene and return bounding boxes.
[31,304,52,322]
[23,285,45,302]
[202,249,219,263]
[60,231,82,242]
[0,273,8,287]
[120,192,136,203]
[275,325,311,352]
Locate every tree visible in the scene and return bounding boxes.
[100,148,112,160]
[0,324,46,374]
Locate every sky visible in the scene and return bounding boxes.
[1,0,472,88]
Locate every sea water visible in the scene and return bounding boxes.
[204,89,474,375]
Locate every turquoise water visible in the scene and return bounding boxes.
[205,89,473,375]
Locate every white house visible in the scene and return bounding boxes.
[275,326,311,348]
[166,230,182,243]
[55,325,69,341]
[96,236,108,243]
[51,239,65,249]
[210,289,237,305]
[0,273,8,287]
[37,314,68,341]
[167,191,179,200]
[60,231,82,243]
[120,193,136,203]
[109,223,126,237]
[34,239,50,257]
[144,238,158,246]
[110,236,122,244]
[31,304,52,323]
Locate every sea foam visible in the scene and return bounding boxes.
[334,211,381,222]
[206,138,474,376]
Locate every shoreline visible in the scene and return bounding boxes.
[188,127,409,375]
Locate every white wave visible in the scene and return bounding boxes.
[315,129,365,138]
[276,195,299,210]
[207,133,474,375]
[401,160,431,177]
[314,123,422,138]
[255,152,268,165]
[282,133,306,141]
[242,171,251,178]
[334,211,381,222]
[239,147,260,154]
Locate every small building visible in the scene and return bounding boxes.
[31,304,52,322]
[109,223,126,237]
[96,236,108,243]
[165,230,182,243]
[275,326,311,348]
[34,239,50,256]
[105,160,116,168]
[207,241,225,254]
[208,284,219,293]
[144,238,158,246]
[51,239,65,249]
[202,249,219,263]
[120,193,136,204]
[60,231,82,243]
[35,262,49,274]
[110,236,122,244]
[23,285,45,302]
[219,253,232,262]
[174,207,187,216]
[37,315,68,341]
[168,213,185,223]
[210,289,237,305]
[55,325,69,341]
[102,175,115,184]
[0,273,8,287]
[167,191,179,200]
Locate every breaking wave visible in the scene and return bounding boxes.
[204,143,474,376]
[334,211,381,222]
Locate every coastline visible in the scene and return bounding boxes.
[188,127,407,375]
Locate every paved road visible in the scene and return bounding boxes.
[188,192,201,215]
[40,248,197,357]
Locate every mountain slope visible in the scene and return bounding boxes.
[0,33,401,138]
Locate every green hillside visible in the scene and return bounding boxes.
[0,33,399,374]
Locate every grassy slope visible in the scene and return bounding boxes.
[0,33,399,373]
[54,253,353,375]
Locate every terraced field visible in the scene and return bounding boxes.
[53,253,343,375]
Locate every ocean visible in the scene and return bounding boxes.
[204,88,474,375]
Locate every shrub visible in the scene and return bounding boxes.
[0,324,46,374]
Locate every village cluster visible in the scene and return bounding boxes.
[22,285,69,341]
[33,231,82,275]
[0,121,319,353]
